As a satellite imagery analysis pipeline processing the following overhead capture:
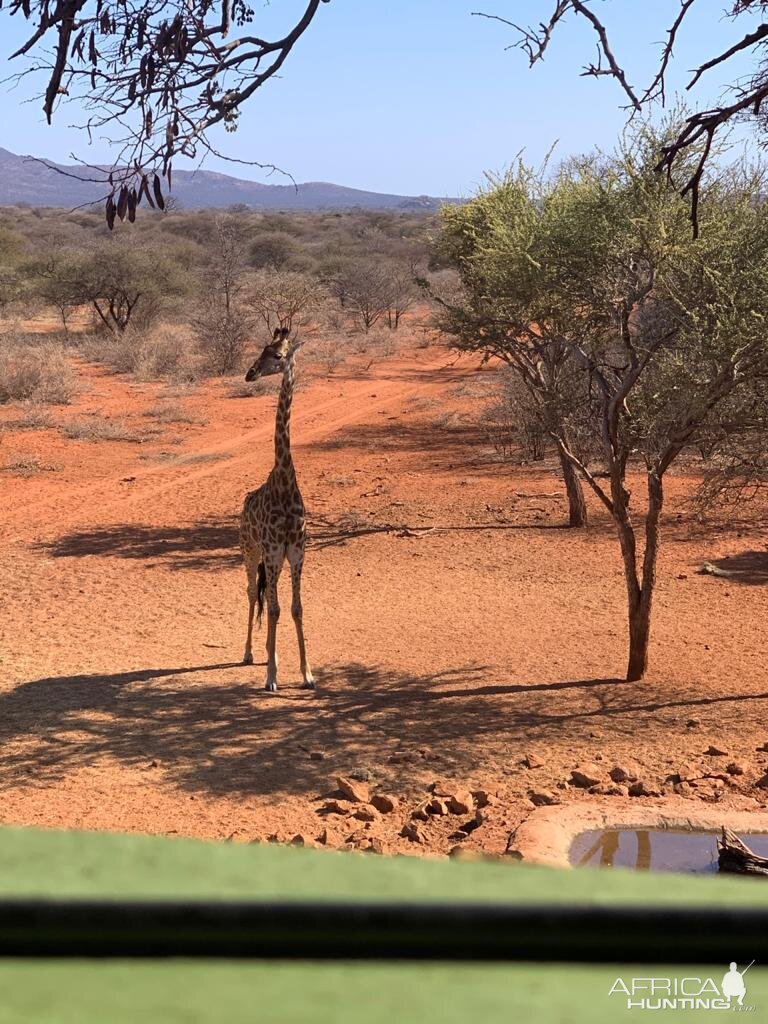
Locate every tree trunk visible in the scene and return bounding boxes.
[623,470,664,682]
[626,588,652,681]
[556,441,588,527]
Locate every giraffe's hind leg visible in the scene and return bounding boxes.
[288,544,314,690]
[242,539,264,666]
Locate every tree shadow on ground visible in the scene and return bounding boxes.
[708,550,768,585]
[2,660,767,801]
[36,511,571,565]
[37,517,243,571]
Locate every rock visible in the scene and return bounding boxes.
[349,768,374,782]
[337,776,370,803]
[316,829,329,846]
[698,562,731,577]
[411,804,430,821]
[528,790,560,807]
[757,742,768,752]
[309,751,326,761]
[290,834,307,846]
[609,765,638,784]
[370,793,398,814]
[628,780,662,798]
[452,812,484,838]
[449,846,483,861]
[426,798,449,816]
[704,745,729,757]
[570,765,603,789]
[471,789,496,808]
[523,752,544,769]
[430,780,454,798]
[726,762,746,776]
[590,783,628,797]
[352,804,379,822]
[686,719,701,729]
[367,838,385,855]
[401,822,425,844]
[755,773,768,789]
[447,791,473,815]
[321,799,352,816]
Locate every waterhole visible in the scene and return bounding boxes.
[569,828,768,873]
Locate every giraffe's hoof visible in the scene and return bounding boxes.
[242,652,254,666]
[264,681,278,693]
[301,679,316,690]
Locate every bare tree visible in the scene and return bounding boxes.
[3,0,330,218]
[341,260,392,332]
[249,269,321,336]
[477,1,768,234]
[385,265,416,330]
[193,216,251,374]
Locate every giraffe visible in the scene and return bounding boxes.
[239,326,314,692]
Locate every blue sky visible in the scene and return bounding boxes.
[0,1,758,195]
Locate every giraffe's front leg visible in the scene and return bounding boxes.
[263,559,283,692]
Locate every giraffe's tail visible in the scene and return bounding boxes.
[256,561,267,629]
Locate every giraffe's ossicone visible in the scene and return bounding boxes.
[240,326,314,692]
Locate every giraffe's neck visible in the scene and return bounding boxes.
[274,359,296,480]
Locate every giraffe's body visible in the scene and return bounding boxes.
[240,328,314,692]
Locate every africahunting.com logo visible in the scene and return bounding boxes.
[609,962,756,1011]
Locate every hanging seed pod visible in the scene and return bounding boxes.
[152,174,165,210]
[105,194,116,231]
[116,185,129,221]
[127,189,137,223]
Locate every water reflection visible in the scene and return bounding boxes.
[569,828,768,874]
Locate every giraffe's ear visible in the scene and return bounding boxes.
[272,327,282,341]
[280,327,290,340]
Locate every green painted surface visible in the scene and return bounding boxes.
[1,825,767,906]
[0,827,764,1023]
[0,962,764,1024]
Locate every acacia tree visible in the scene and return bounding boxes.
[435,166,591,527]
[63,242,188,332]
[479,1,768,234]
[439,127,768,680]
[2,0,330,220]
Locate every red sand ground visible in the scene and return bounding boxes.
[1,340,768,856]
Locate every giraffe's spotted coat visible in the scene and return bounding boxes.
[240,330,314,692]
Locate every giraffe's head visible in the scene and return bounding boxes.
[245,326,292,381]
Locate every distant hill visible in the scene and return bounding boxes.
[0,148,450,212]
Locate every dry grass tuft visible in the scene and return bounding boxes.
[2,455,60,476]
[0,338,77,405]
[10,405,56,431]
[143,402,206,425]
[60,416,157,443]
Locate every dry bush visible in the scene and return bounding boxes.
[484,372,549,463]
[0,339,76,405]
[60,416,155,443]
[309,335,346,375]
[79,325,198,381]
[2,455,60,476]
[226,377,280,399]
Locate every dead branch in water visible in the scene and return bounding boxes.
[718,827,768,877]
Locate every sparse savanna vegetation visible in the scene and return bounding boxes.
[0,206,432,397]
